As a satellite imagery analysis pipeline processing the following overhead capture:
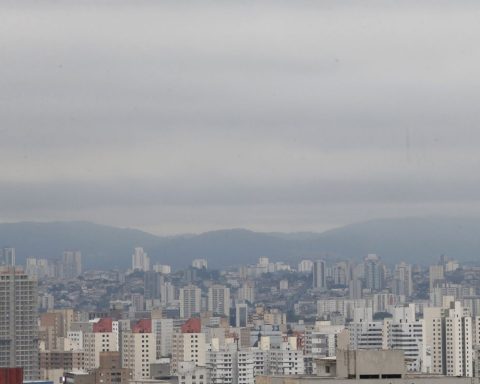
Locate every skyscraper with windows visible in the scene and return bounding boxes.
[61,251,82,279]
[208,285,230,317]
[179,284,201,319]
[132,247,150,272]
[0,248,15,267]
[0,266,39,380]
[313,260,327,291]
[393,262,413,297]
[364,254,384,292]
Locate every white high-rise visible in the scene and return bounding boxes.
[132,247,150,272]
[298,259,313,273]
[267,338,305,376]
[152,318,174,358]
[423,300,472,377]
[0,248,15,266]
[388,304,424,371]
[309,321,345,358]
[192,259,208,269]
[207,343,255,384]
[238,282,255,304]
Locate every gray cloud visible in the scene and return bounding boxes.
[1,0,480,233]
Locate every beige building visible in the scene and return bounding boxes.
[63,351,130,384]
[429,265,444,292]
[83,331,118,370]
[40,350,84,382]
[39,308,76,352]
[172,332,206,374]
[121,331,156,380]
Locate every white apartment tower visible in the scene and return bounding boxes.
[298,260,313,273]
[207,343,255,384]
[192,259,208,269]
[388,304,424,371]
[238,282,255,304]
[132,247,150,272]
[267,338,305,376]
[0,248,15,266]
[423,300,473,377]
[309,321,345,358]
[445,301,472,376]
[152,318,174,358]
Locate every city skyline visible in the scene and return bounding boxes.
[2,0,480,383]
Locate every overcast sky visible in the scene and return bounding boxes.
[1,0,480,235]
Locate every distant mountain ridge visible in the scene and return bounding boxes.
[0,217,479,270]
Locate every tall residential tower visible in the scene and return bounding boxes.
[0,266,39,380]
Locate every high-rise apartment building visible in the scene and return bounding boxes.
[0,248,15,267]
[423,300,473,377]
[388,304,424,371]
[144,271,164,300]
[83,318,119,370]
[348,279,363,300]
[180,285,201,319]
[172,324,206,374]
[235,303,248,328]
[208,285,230,317]
[393,262,413,297]
[429,264,445,292]
[313,260,327,291]
[132,247,150,272]
[61,251,82,279]
[121,320,156,380]
[25,258,51,280]
[192,259,208,269]
[0,266,39,380]
[298,259,313,273]
[238,282,255,304]
[332,262,349,286]
[152,318,174,359]
[364,254,384,292]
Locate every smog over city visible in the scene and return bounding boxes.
[1,1,480,383]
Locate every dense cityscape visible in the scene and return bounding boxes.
[2,1,479,382]
[2,245,480,383]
